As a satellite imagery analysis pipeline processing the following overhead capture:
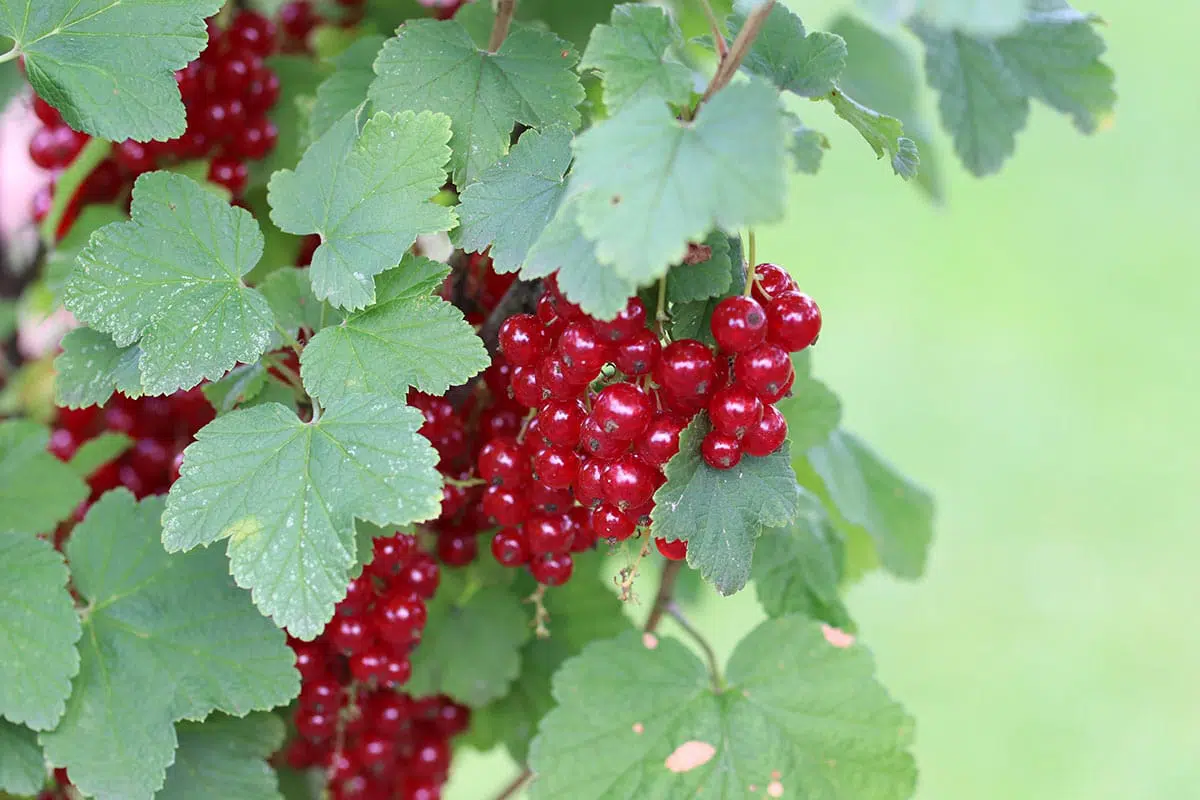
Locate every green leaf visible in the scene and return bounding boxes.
[0,420,87,536]
[249,56,327,188]
[0,298,14,342]
[667,236,743,346]
[907,0,1026,36]
[523,195,638,321]
[830,14,942,200]
[732,3,847,98]
[806,430,934,580]
[40,491,298,800]
[45,205,126,303]
[201,364,269,415]
[458,0,620,50]
[301,256,488,405]
[786,115,829,175]
[0,532,80,731]
[570,79,787,284]
[453,126,573,273]
[67,432,134,478]
[407,579,531,707]
[159,713,286,800]
[665,232,733,304]
[369,19,585,186]
[0,0,223,141]
[753,491,853,630]
[63,172,274,396]
[40,137,112,244]
[468,561,632,762]
[268,111,455,311]
[776,372,841,452]
[0,720,45,796]
[310,35,386,141]
[652,416,802,595]
[53,328,143,409]
[259,268,342,336]
[580,5,692,112]
[529,616,916,799]
[162,397,442,639]
[829,89,920,179]
[911,9,1115,176]
[0,58,20,114]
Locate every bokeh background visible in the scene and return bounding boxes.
[452,0,1200,796]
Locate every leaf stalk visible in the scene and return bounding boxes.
[700,0,776,105]
[488,0,518,52]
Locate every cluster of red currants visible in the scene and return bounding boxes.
[284,533,471,800]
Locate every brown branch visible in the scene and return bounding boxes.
[699,0,776,105]
[643,560,683,633]
[488,0,518,52]
[698,0,728,59]
[447,277,542,407]
[494,767,533,800]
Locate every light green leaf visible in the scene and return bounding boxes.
[0,58,20,114]
[457,0,621,50]
[529,616,916,799]
[301,256,488,405]
[776,372,841,452]
[911,9,1115,176]
[0,532,80,730]
[310,35,386,141]
[0,420,87,536]
[407,579,531,707]
[580,5,693,112]
[788,117,829,175]
[829,89,920,179]
[40,137,112,244]
[0,0,223,141]
[40,491,298,800]
[915,0,1026,36]
[201,364,268,415]
[369,19,585,186]
[249,56,327,188]
[454,126,573,273]
[268,111,455,310]
[162,397,442,639]
[259,267,342,335]
[0,720,45,796]
[806,430,934,580]
[54,328,143,409]
[159,713,286,800]
[665,231,733,304]
[753,491,853,630]
[67,432,134,478]
[732,3,847,98]
[524,195,638,321]
[570,79,787,284]
[63,172,274,396]
[651,416,802,595]
[45,205,126,303]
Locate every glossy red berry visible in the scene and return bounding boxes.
[196,98,247,139]
[381,655,412,688]
[529,552,574,586]
[613,328,661,376]
[573,457,606,508]
[734,343,794,400]
[509,365,545,407]
[374,591,427,645]
[532,445,580,489]
[751,262,796,304]
[591,297,647,342]
[635,413,685,466]
[114,139,156,174]
[290,640,330,682]
[32,95,62,126]
[228,10,277,57]
[591,383,654,440]
[279,1,318,40]
[232,116,279,160]
[708,385,764,439]
[538,354,587,401]
[365,690,412,736]
[29,125,88,169]
[436,530,477,567]
[300,676,345,712]
[490,529,529,566]
[701,430,742,470]
[655,537,688,561]
[742,404,788,457]
[655,339,719,398]
[47,429,78,461]
[523,514,573,556]
[557,322,611,371]
[538,399,586,447]
[294,708,337,741]
[396,553,440,599]
[711,295,768,353]
[578,417,628,460]
[243,69,281,114]
[207,155,248,196]
[601,455,659,511]
[767,292,822,352]
[590,503,636,541]
[477,436,528,488]
[215,48,263,98]
[367,533,417,578]
[480,485,529,527]
[529,483,573,514]
[328,616,373,655]
[498,314,547,366]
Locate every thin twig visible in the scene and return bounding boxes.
[699,0,776,105]
[697,0,728,59]
[448,278,542,407]
[644,560,683,633]
[488,0,518,52]
[494,767,533,800]
[667,601,724,690]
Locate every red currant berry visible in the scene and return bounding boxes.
[538,354,587,402]
[228,10,277,57]
[742,404,788,457]
[590,503,636,541]
[207,155,248,196]
[215,48,264,99]
[528,483,573,514]
[751,262,796,304]
[734,343,793,400]
[279,1,318,40]
[409,736,451,777]
[374,591,427,645]
[114,139,156,174]
[529,552,574,586]
[573,457,606,508]
[523,514,573,556]
[381,654,412,688]
[294,708,337,741]
[355,733,396,769]
[498,314,547,366]
[655,339,719,398]
[300,676,345,712]
[508,365,545,408]
[708,385,764,439]
[436,530,477,567]
[701,430,742,470]
[636,413,686,466]
[538,399,587,447]
[367,533,417,578]
[32,95,62,126]
[328,616,373,655]
[243,69,281,114]
[29,125,88,169]
[655,537,688,561]
[290,639,330,682]
[591,383,654,440]
[614,328,662,376]
[711,295,768,354]
[56,405,100,437]
[477,436,528,488]
[490,529,529,566]
[47,429,78,461]
[557,322,612,371]
[197,98,247,140]
[578,417,628,460]
[591,297,647,343]
[532,445,580,489]
[396,553,440,599]
[601,455,659,511]
[767,292,821,352]
[364,690,412,736]
[481,485,530,527]
[432,697,471,736]
[232,116,278,160]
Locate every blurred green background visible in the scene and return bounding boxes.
[452,0,1200,797]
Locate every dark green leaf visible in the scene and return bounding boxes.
[580,5,693,112]
[310,35,386,141]
[0,420,87,536]
[732,3,847,98]
[259,268,343,336]
[54,328,143,409]
[666,232,733,305]
[159,713,286,800]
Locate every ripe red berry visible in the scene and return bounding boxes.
[32,95,62,126]
[590,503,636,541]
[655,339,719,398]
[395,553,440,599]
[701,430,742,470]
[232,116,279,160]
[708,385,764,439]
[28,125,88,169]
[328,616,373,655]
[591,297,647,342]
[215,48,264,99]
[509,365,545,407]
[523,514,573,555]
[207,155,248,196]
[243,69,281,114]
[734,343,793,400]
[742,404,788,457]
[300,676,345,712]
[498,314,547,366]
[381,654,412,688]
[767,292,822,352]
[601,455,659,511]
[279,1,318,40]
[436,529,477,567]
[557,322,611,371]
[477,437,528,488]
[196,98,247,139]
[711,295,768,353]
[591,383,654,440]
[573,457,606,508]
[655,537,688,561]
[481,485,528,527]
[528,483,573,514]
[228,10,277,57]
[532,445,580,489]
[367,533,417,578]
[490,529,529,566]
[290,640,330,682]
[538,354,587,402]
[578,417,628,460]
[338,575,374,617]
[374,591,427,645]
[636,413,686,466]
[538,399,586,447]
[529,552,574,586]
[365,690,412,736]
[751,262,796,304]
[114,139,156,174]
[294,708,337,741]
[432,697,472,736]
[47,429,78,461]
[614,328,662,376]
